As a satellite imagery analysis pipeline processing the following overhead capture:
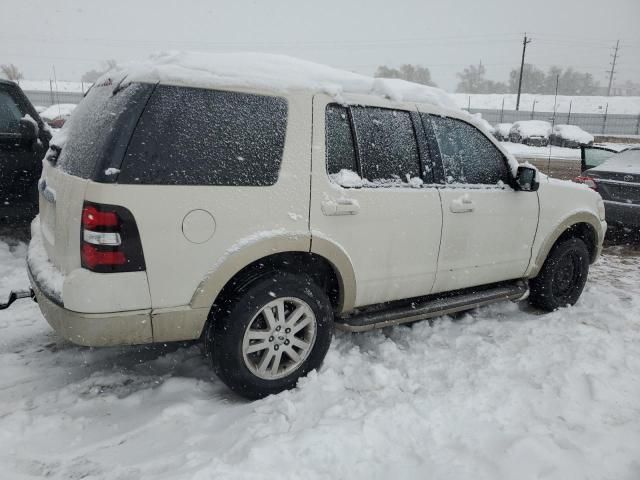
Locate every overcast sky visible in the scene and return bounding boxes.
[1,0,639,91]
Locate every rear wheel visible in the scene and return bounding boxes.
[206,271,334,399]
[529,237,590,311]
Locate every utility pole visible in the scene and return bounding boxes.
[515,33,532,111]
[606,40,620,97]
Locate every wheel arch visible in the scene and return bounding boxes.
[189,234,357,337]
[529,212,603,278]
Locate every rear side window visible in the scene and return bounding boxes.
[57,82,153,179]
[325,104,357,175]
[428,115,509,185]
[119,86,288,186]
[351,106,420,183]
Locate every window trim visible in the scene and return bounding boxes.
[325,103,429,189]
[423,113,514,189]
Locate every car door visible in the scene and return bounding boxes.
[310,94,443,309]
[421,112,539,293]
[0,84,47,219]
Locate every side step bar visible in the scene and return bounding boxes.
[336,281,528,332]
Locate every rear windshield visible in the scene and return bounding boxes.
[55,81,153,179]
[117,85,288,186]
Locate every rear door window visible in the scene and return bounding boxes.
[351,106,421,184]
[119,86,288,186]
[427,115,509,185]
[325,104,357,176]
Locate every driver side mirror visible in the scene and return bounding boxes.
[18,117,38,142]
[516,165,539,192]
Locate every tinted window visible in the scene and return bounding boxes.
[326,104,357,175]
[119,86,288,186]
[0,90,23,133]
[352,107,420,183]
[429,115,509,185]
[56,82,153,179]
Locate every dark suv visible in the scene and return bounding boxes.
[0,79,51,224]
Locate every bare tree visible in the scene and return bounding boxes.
[81,59,119,83]
[375,64,437,87]
[1,64,24,84]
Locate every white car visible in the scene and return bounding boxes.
[26,53,607,399]
[509,120,552,146]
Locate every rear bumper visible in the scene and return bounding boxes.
[28,265,153,347]
[604,200,640,228]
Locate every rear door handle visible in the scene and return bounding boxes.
[322,198,360,216]
[450,196,474,213]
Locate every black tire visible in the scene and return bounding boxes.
[206,271,334,400]
[529,237,590,311]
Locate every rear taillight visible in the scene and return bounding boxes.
[81,202,145,273]
[573,176,598,191]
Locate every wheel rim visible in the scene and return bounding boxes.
[552,251,581,299]
[242,297,317,380]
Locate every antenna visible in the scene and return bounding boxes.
[546,74,560,176]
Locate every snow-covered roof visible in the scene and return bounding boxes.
[105,51,459,111]
[510,120,552,138]
[552,124,594,144]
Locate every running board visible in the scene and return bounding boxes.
[336,281,528,332]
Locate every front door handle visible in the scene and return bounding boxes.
[450,195,474,213]
[322,198,360,216]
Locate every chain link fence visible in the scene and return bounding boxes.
[467,107,640,136]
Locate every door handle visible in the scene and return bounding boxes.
[322,198,360,216]
[450,196,474,213]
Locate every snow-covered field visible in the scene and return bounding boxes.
[1,238,640,480]
[453,93,640,115]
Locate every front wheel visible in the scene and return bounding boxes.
[206,271,334,399]
[529,237,590,311]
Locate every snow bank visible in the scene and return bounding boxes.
[552,124,594,144]
[107,51,459,110]
[1,242,640,479]
[510,120,552,139]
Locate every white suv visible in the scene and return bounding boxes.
[27,53,606,399]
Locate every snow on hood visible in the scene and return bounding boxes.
[552,124,594,144]
[101,51,460,110]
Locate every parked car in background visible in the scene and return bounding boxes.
[494,122,513,141]
[39,103,77,129]
[581,143,636,172]
[576,147,640,233]
[26,53,606,400]
[550,124,594,149]
[509,120,552,146]
[0,79,51,224]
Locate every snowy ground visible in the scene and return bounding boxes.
[1,238,640,480]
